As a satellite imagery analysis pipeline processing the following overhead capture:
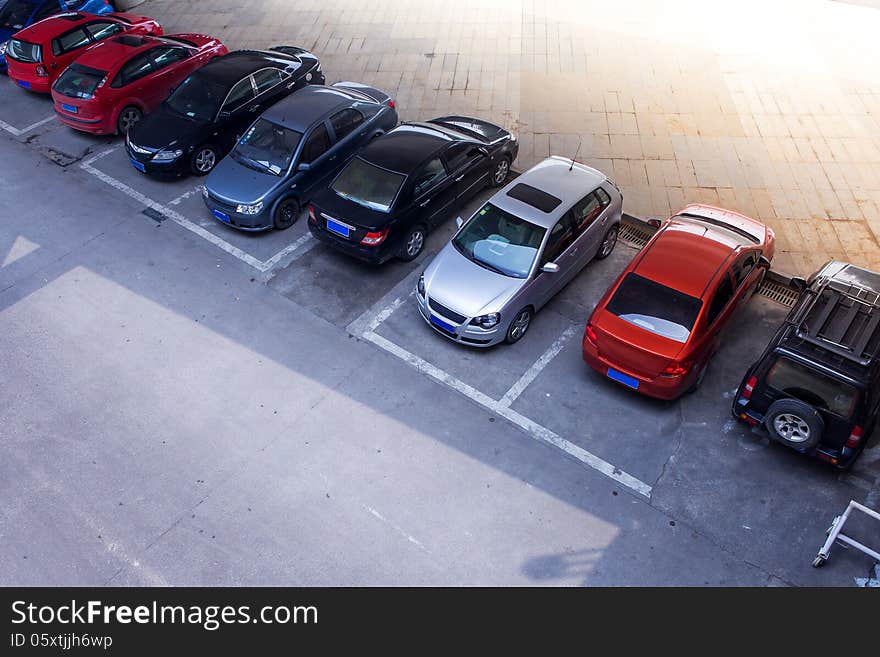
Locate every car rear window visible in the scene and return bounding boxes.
[7,38,41,63]
[53,63,107,99]
[606,273,703,343]
[765,357,857,417]
[331,158,405,212]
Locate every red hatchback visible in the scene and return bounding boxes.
[50,32,227,135]
[582,204,775,400]
[6,12,163,94]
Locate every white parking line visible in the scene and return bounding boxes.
[361,329,652,498]
[80,147,313,274]
[167,185,204,206]
[499,324,580,407]
[0,114,56,137]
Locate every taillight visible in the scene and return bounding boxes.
[742,375,758,400]
[584,323,598,347]
[361,227,390,246]
[307,204,316,223]
[387,99,395,108]
[35,64,48,77]
[661,361,689,377]
[846,426,863,449]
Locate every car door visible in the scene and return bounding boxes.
[111,51,155,108]
[443,141,490,207]
[147,46,194,107]
[568,190,608,267]
[217,76,258,148]
[411,156,457,229]
[322,107,367,183]
[296,120,336,192]
[528,213,578,308]
[252,67,290,109]
[696,269,736,365]
[49,24,93,75]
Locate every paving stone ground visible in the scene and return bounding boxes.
[137,0,880,275]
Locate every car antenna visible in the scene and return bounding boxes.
[569,139,582,171]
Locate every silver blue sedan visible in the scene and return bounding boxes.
[417,156,623,346]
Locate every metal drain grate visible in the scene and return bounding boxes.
[618,221,653,249]
[758,279,799,307]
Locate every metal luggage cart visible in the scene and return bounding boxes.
[813,500,880,568]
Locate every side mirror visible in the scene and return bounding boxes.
[478,146,489,157]
[297,162,311,172]
[758,255,771,270]
[455,216,463,228]
[646,218,662,229]
[541,262,560,274]
[790,276,807,293]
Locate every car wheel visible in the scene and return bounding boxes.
[491,156,511,187]
[117,106,142,135]
[505,307,533,344]
[764,399,823,450]
[595,225,619,260]
[397,225,426,262]
[190,145,218,176]
[273,198,300,231]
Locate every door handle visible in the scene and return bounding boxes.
[420,198,433,207]
[454,175,464,182]
[248,105,260,112]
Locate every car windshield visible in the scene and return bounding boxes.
[231,119,302,176]
[52,63,107,99]
[331,158,405,212]
[8,38,41,63]
[606,273,703,343]
[766,357,857,417]
[452,203,546,278]
[0,0,36,30]
[165,74,226,122]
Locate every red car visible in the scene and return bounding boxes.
[6,12,163,94]
[582,204,775,400]
[50,32,227,135]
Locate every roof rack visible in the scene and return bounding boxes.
[791,278,880,366]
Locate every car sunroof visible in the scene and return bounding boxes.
[505,183,562,213]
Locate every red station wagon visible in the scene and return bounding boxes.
[582,204,776,400]
[50,32,228,135]
[6,12,163,93]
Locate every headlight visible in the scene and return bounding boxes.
[236,201,264,215]
[470,313,500,329]
[417,274,425,297]
[152,149,183,162]
[0,41,8,56]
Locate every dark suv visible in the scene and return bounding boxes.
[732,260,880,469]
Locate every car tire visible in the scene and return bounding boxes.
[190,145,219,176]
[397,225,426,262]
[595,224,619,260]
[116,106,142,135]
[764,399,823,450]
[491,156,511,187]
[505,307,533,344]
[273,198,300,231]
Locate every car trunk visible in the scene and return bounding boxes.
[594,312,684,378]
[312,192,391,245]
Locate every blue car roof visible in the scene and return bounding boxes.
[262,85,370,133]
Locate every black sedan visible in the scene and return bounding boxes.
[308,116,518,263]
[125,46,324,177]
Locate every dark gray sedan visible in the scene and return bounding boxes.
[203,82,398,231]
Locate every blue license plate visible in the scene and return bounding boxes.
[607,367,639,389]
[326,219,350,238]
[430,315,456,334]
[17,80,31,89]
[130,159,145,173]
[211,209,231,224]
[61,103,78,114]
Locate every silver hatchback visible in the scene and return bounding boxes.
[417,156,623,346]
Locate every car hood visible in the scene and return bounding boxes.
[424,242,524,318]
[205,154,282,205]
[129,106,206,152]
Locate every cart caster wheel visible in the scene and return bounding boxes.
[812,556,827,568]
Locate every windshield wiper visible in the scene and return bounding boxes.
[233,151,276,175]
[470,255,509,276]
